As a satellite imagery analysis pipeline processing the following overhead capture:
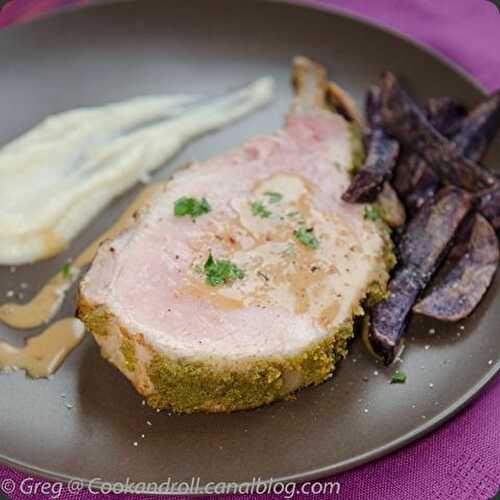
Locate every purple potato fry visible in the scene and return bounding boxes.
[342,129,400,202]
[399,91,500,216]
[379,71,498,191]
[367,266,421,364]
[413,214,499,321]
[426,96,466,137]
[367,186,472,364]
[342,83,400,203]
[451,91,500,163]
[391,99,463,210]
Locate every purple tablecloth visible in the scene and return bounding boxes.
[0,1,499,499]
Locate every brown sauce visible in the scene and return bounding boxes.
[188,173,347,328]
[0,318,85,378]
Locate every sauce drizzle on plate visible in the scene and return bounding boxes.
[0,318,85,378]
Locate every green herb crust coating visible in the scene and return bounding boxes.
[145,321,355,413]
[78,271,392,413]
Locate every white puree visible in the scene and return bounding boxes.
[0,77,274,264]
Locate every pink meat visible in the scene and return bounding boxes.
[80,108,387,362]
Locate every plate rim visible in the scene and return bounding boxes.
[0,0,498,492]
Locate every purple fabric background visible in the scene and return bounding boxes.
[0,1,499,499]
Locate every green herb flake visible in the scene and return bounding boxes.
[264,191,283,204]
[251,201,272,219]
[174,197,211,218]
[61,263,72,280]
[204,252,245,287]
[391,371,407,384]
[294,227,319,249]
[363,205,380,222]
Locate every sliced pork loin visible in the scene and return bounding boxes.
[78,58,393,413]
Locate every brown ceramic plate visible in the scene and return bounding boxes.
[0,0,498,492]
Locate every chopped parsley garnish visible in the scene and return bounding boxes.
[391,371,407,384]
[294,227,319,249]
[363,205,380,221]
[61,263,72,280]
[204,252,245,287]
[264,191,283,204]
[251,201,272,219]
[174,197,211,218]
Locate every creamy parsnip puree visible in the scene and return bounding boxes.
[0,77,273,265]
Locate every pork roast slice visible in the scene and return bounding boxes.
[78,58,392,413]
